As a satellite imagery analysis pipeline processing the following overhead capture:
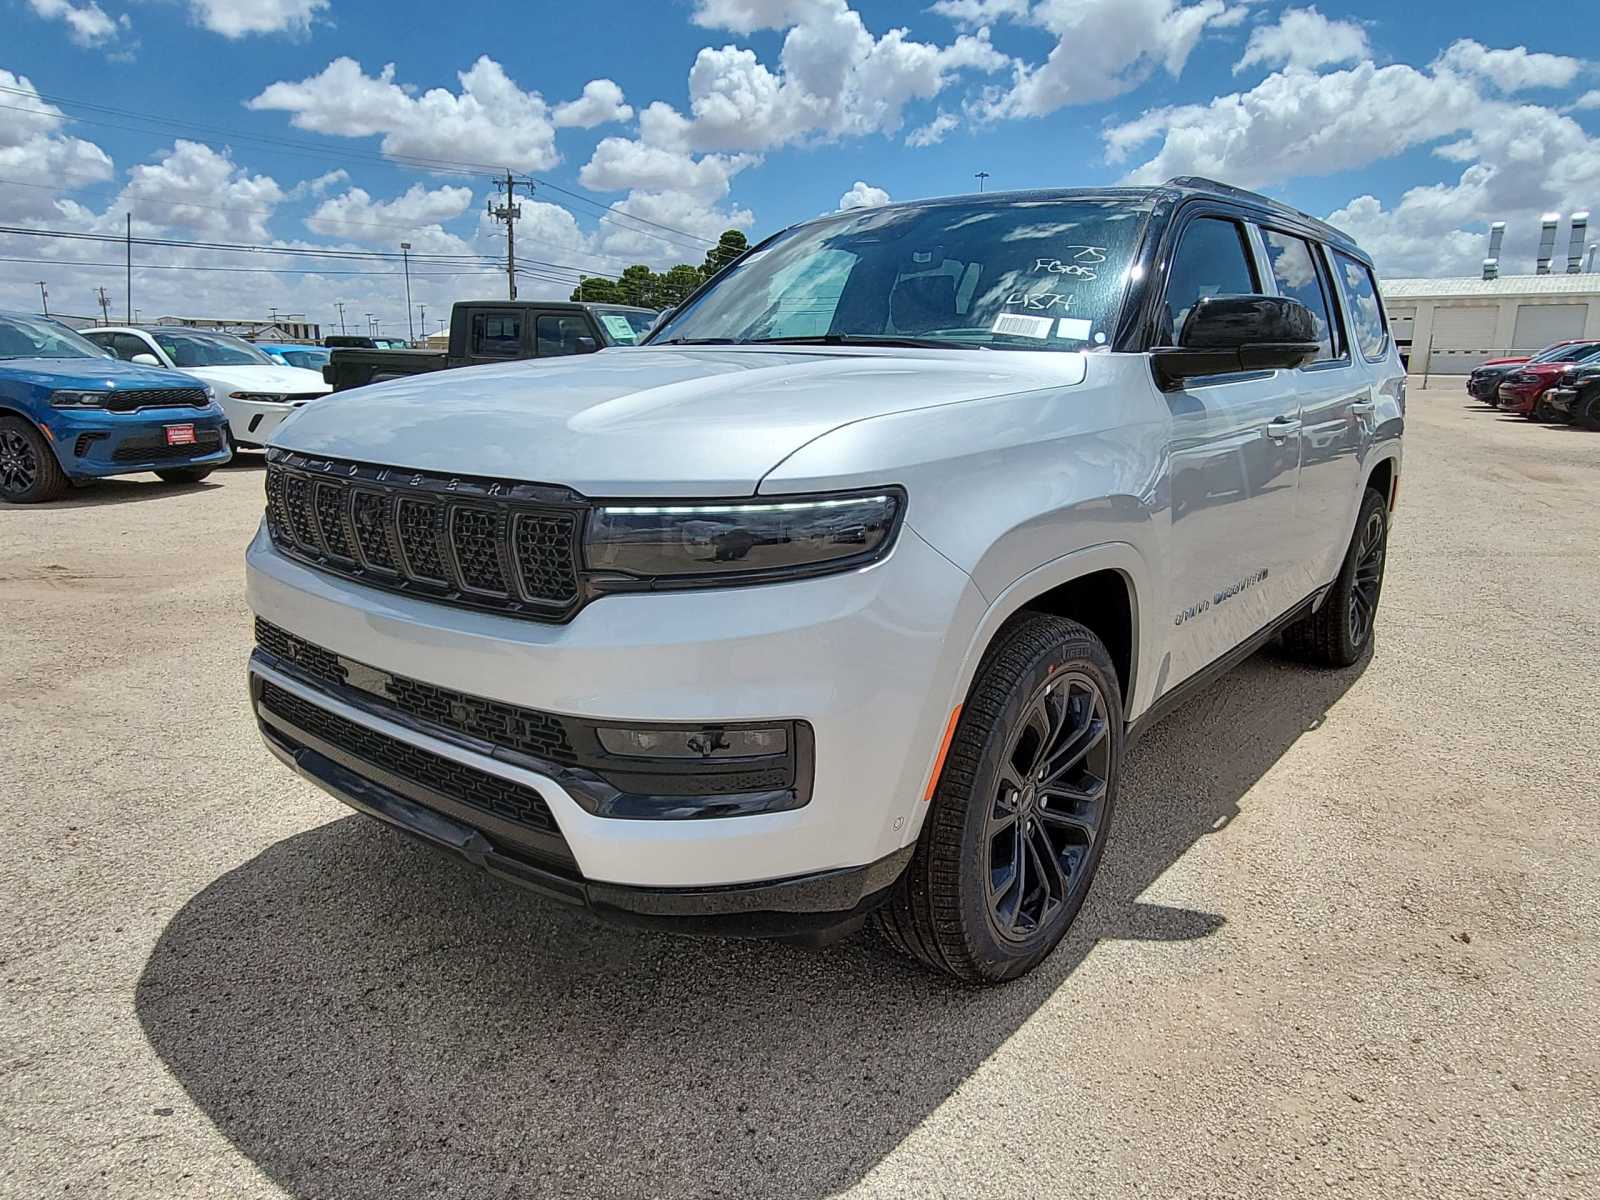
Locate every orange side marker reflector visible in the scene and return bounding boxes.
[924,704,963,802]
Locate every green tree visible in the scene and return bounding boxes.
[701,229,749,278]
[570,260,716,308]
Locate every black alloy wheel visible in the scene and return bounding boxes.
[0,416,68,503]
[1348,505,1386,649]
[985,672,1110,944]
[874,614,1123,984]
[0,426,37,496]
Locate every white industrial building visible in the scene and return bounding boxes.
[1384,210,1600,373]
[1382,273,1600,374]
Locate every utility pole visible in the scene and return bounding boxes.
[401,242,414,343]
[974,171,990,193]
[487,171,530,301]
[36,281,47,316]
[365,313,375,338]
[417,303,426,342]
[335,302,346,335]
[95,287,110,325]
[125,213,132,322]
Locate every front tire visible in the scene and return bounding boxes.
[155,466,214,485]
[0,416,69,504]
[874,615,1122,984]
[1281,486,1389,667]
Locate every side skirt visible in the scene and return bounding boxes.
[1124,585,1330,749]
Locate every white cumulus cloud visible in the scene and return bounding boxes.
[1233,7,1370,75]
[552,79,634,129]
[838,180,890,209]
[26,0,130,50]
[1431,39,1583,94]
[248,56,563,171]
[187,0,327,39]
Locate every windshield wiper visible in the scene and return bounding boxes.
[745,334,972,350]
[653,336,746,346]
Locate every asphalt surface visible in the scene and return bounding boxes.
[2,381,1597,1199]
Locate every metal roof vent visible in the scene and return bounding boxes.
[1568,212,1589,273]
[1483,221,1505,280]
[1536,213,1561,275]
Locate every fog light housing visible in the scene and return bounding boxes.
[596,725,788,760]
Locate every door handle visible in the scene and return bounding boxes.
[1350,400,1376,415]
[1264,417,1302,440]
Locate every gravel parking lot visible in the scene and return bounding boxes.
[3,381,1597,1199]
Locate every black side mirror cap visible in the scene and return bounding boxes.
[1151,294,1321,390]
[574,336,599,354]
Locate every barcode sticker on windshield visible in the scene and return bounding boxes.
[991,313,1053,339]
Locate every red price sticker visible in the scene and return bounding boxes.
[164,424,196,446]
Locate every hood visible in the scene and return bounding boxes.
[270,344,1088,495]
[181,364,331,395]
[1479,357,1528,368]
[0,356,207,392]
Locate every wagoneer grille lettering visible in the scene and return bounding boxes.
[263,449,584,621]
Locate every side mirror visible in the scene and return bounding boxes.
[1151,295,1320,390]
[131,353,161,366]
[574,336,599,354]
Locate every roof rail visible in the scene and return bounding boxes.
[1163,175,1354,248]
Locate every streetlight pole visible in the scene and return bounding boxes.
[401,242,414,344]
[418,304,426,342]
[335,302,346,335]
[974,171,990,193]
[365,313,375,339]
[36,281,47,316]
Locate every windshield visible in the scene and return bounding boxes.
[1533,342,1600,363]
[277,347,330,369]
[0,314,112,361]
[152,330,275,368]
[650,197,1149,351]
[595,309,657,345]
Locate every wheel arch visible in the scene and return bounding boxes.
[949,543,1150,728]
[1366,452,1399,509]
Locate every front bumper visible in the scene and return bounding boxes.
[1496,384,1542,414]
[223,396,319,447]
[245,519,985,893]
[48,407,231,479]
[1545,388,1578,415]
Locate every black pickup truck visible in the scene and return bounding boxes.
[323,301,658,391]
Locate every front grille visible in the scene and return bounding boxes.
[255,618,579,765]
[111,429,224,463]
[258,680,560,836]
[264,451,584,621]
[103,388,211,413]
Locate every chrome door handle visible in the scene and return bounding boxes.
[1264,418,1301,440]
[1350,400,1376,415]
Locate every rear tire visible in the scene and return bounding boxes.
[1577,395,1600,431]
[0,416,69,504]
[874,614,1122,984]
[1280,486,1389,667]
[155,466,214,485]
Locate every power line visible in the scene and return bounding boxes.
[0,254,501,277]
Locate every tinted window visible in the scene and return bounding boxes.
[1263,230,1338,361]
[1160,217,1259,344]
[1540,342,1600,363]
[470,312,524,358]
[536,315,591,357]
[152,331,273,367]
[653,197,1151,351]
[1334,252,1387,359]
[112,333,151,361]
[0,315,111,360]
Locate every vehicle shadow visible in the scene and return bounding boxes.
[7,477,225,510]
[135,648,1368,1200]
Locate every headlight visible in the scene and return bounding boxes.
[585,489,904,585]
[229,391,286,403]
[49,390,110,407]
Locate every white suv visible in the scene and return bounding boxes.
[246,177,1403,983]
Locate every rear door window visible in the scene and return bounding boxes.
[112,333,153,361]
[1332,252,1388,360]
[469,311,524,358]
[1159,217,1260,345]
[1262,230,1340,362]
[535,315,592,357]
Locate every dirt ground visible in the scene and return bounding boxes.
[2,380,1596,1199]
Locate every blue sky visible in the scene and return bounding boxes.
[5,0,1598,333]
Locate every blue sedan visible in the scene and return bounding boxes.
[0,311,232,503]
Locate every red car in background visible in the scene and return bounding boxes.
[1470,340,1600,404]
[1498,345,1600,418]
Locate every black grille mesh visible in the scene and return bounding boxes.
[110,429,224,463]
[259,680,559,835]
[103,388,210,413]
[264,458,583,620]
[254,618,579,765]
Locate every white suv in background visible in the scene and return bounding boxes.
[84,326,331,449]
[245,177,1403,983]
